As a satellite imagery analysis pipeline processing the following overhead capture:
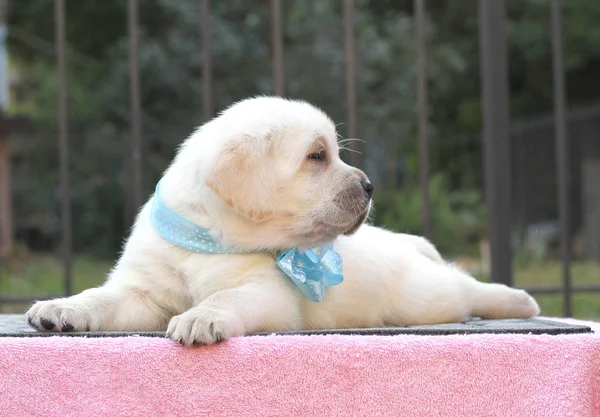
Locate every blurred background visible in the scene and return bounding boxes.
[0,0,599,319]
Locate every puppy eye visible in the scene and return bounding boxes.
[308,150,326,161]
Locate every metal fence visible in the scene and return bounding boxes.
[1,0,599,316]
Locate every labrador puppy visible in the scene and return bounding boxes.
[26,96,539,344]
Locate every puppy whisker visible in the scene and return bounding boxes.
[339,146,363,155]
[338,138,366,145]
[366,204,376,224]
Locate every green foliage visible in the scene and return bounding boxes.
[5,0,600,257]
[0,255,112,313]
[371,173,486,256]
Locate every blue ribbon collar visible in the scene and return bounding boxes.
[150,182,343,302]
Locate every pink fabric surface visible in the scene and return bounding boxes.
[1,318,599,417]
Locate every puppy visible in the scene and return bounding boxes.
[26,96,539,344]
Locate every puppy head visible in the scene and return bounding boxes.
[200,96,372,249]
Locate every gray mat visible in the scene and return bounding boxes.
[0,314,592,338]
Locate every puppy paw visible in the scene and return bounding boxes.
[511,289,541,318]
[472,283,541,320]
[166,307,244,346]
[26,299,95,332]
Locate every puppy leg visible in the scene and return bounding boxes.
[382,258,539,326]
[464,278,540,319]
[428,262,540,320]
[400,234,444,264]
[167,282,302,345]
[26,285,172,332]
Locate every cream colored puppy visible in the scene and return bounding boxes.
[26,96,539,344]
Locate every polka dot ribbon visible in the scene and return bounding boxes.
[150,181,344,302]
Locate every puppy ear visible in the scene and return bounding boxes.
[206,136,276,222]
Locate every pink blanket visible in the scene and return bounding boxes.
[1,318,599,417]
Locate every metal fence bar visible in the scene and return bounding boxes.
[0,129,12,260]
[54,0,72,296]
[525,285,600,295]
[5,284,600,305]
[271,0,285,97]
[201,0,213,121]
[0,18,11,261]
[479,0,512,286]
[551,0,572,317]
[343,0,358,165]
[415,0,432,239]
[0,295,65,304]
[128,0,143,214]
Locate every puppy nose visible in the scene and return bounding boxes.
[361,179,373,198]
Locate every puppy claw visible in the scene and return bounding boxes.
[61,323,75,332]
[26,299,95,332]
[40,318,55,330]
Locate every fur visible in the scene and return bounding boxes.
[26,97,539,345]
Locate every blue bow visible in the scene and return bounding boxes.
[150,181,344,302]
[276,244,343,302]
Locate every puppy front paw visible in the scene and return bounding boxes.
[166,307,244,346]
[26,299,95,332]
